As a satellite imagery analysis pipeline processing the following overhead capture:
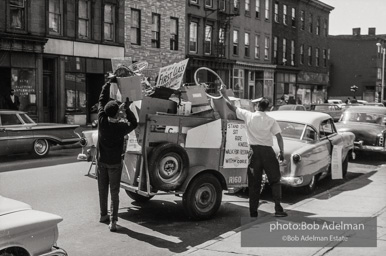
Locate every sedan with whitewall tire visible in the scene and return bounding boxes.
[267,111,355,194]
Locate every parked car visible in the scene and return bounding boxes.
[335,106,386,154]
[271,104,306,111]
[266,111,355,194]
[310,103,344,122]
[0,196,67,256]
[0,110,79,157]
[328,99,346,108]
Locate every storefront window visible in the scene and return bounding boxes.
[11,68,36,115]
[65,73,86,113]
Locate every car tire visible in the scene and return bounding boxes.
[301,174,320,194]
[32,139,50,157]
[125,190,154,203]
[182,173,222,220]
[148,143,189,191]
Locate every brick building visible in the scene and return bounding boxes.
[124,0,186,81]
[0,0,125,124]
[328,28,386,102]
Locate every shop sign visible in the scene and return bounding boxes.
[223,122,249,168]
[156,58,189,90]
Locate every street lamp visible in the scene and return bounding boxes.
[376,42,385,103]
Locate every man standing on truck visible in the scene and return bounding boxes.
[220,88,287,218]
[97,78,138,232]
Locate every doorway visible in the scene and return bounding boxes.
[43,58,56,123]
[0,68,11,109]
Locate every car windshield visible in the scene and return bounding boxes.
[314,105,330,111]
[341,112,385,124]
[19,113,36,124]
[278,105,295,110]
[277,121,306,140]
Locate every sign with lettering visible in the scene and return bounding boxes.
[331,145,343,179]
[223,122,249,168]
[156,59,189,90]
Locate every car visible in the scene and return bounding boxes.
[266,111,355,194]
[356,100,368,105]
[0,110,79,157]
[328,99,346,108]
[0,196,67,256]
[335,106,386,154]
[310,103,344,122]
[271,104,306,111]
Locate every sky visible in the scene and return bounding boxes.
[321,0,386,35]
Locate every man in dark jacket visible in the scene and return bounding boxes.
[97,80,138,232]
[7,89,20,110]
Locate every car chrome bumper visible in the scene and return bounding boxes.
[40,246,68,256]
[354,141,386,152]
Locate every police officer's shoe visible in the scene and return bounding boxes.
[250,212,258,218]
[274,211,288,217]
[99,215,110,223]
[109,221,117,232]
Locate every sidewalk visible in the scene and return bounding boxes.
[177,165,386,256]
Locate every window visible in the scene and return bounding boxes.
[0,114,22,125]
[303,126,317,141]
[324,19,328,37]
[316,16,320,35]
[264,36,269,60]
[245,32,250,57]
[204,25,212,55]
[283,5,287,25]
[219,0,226,11]
[256,0,260,18]
[291,40,295,66]
[189,21,198,53]
[49,0,62,34]
[245,0,250,16]
[323,49,327,67]
[9,0,26,30]
[291,8,296,27]
[233,30,239,55]
[282,38,287,64]
[300,44,304,64]
[65,72,86,114]
[308,13,313,33]
[191,0,198,4]
[104,4,115,41]
[233,69,244,98]
[308,46,312,66]
[315,48,319,66]
[219,28,225,57]
[131,9,141,45]
[170,18,178,50]
[151,13,160,48]
[205,0,213,8]
[320,119,336,138]
[234,0,240,12]
[255,35,260,59]
[378,68,382,80]
[78,0,91,39]
[300,10,305,30]
[273,36,277,63]
[274,2,278,22]
[265,0,270,20]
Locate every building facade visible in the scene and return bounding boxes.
[0,0,126,124]
[328,28,386,102]
[124,0,186,81]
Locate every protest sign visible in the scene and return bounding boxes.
[156,59,189,90]
[331,145,343,179]
[223,122,249,168]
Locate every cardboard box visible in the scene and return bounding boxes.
[138,97,177,123]
[177,101,192,115]
[117,76,143,101]
[180,85,209,106]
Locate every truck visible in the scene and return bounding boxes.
[80,97,253,220]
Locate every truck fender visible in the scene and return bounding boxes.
[177,166,228,193]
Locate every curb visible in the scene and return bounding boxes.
[176,165,383,255]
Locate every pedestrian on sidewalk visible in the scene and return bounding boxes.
[220,87,287,218]
[97,77,138,232]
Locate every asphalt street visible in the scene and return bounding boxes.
[0,149,383,256]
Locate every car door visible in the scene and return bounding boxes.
[1,113,32,154]
[320,119,346,162]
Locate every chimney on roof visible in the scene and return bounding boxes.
[368,27,376,35]
[353,28,361,36]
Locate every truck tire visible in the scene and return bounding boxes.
[182,173,222,220]
[125,190,153,203]
[148,143,189,191]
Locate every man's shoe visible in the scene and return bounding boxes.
[109,221,117,232]
[99,215,110,223]
[274,211,288,217]
[250,212,258,218]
